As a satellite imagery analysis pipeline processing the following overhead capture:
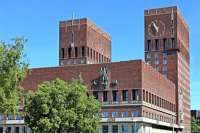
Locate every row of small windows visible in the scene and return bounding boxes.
[102,124,139,133]
[146,52,168,59]
[61,46,85,58]
[102,111,140,118]
[143,111,175,124]
[93,89,139,102]
[0,127,29,133]
[146,38,175,51]
[143,90,175,112]
[0,114,23,120]
[93,89,174,112]
[61,47,110,63]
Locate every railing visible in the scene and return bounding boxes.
[102,100,142,106]
[101,100,176,116]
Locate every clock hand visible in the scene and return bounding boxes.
[152,21,159,33]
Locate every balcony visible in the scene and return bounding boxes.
[102,100,142,107]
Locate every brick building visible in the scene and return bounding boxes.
[144,6,190,133]
[0,6,190,133]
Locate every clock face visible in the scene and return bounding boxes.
[148,20,166,37]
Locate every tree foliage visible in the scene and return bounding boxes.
[24,79,100,133]
[0,38,28,115]
[191,117,200,132]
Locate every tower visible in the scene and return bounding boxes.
[59,18,111,66]
[144,6,190,132]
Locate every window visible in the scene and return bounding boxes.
[132,124,139,133]
[132,90,139,101]
[163,59,167,65]
[122,112,129,117]
[146,53,151,59]
[132,111,140,117]
[7,127,11,133]
[75,47,78,57]
[102,112,109,118]
[22,127,27,133]
[172,38,175,48]
[99,53,101,63]
[61,48,65,58]
[162,66,167,72]
[15,127,19,133]
[90,49,93,59]
[8,115,15,120]
[155,39,159,50]
[16,115,23,120]
[68,47,72,58]
[112,112,118,118]
[112,90,119,102]
[122,90,128,101]
[103,91,108,102]
[112,125,118,133]
[87,47,89,57]
[102,125,108,133]
[163,52,167,58]
[93,91,98,100]
[154,59,159,65]
[149,93,152,103]
[147,40,151,51]
[0,114,3,120]
[163,38,167,49]
[146,92,148,102]
[122,124,129,133]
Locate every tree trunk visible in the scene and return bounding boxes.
[3,114,6,133]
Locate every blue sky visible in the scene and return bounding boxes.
[0,0,199,109]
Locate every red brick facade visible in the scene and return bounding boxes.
[144,6,190,132]
[21,6,190,133]
[59,18,111,66]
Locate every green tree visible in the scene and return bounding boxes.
[0,38,28,132]
[24,79,100,133]
[191,117,200,132]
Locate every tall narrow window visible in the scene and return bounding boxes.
[90,49,93,59]
[61,48,65,58]
[122,112,129,117]
[68,48,72,58]
[87,47,89,57]
[132,90,139,101]
[112,112,118,118]
[112,90,118,102]
[75,47,78,57]
[102,112,109,118]
[15,127,19,133]
[122,90,128,101]
[112,125,118,133]
[172,38,175,48]
[99,53,101,63]
[93,91,98,100]
[102,125,109,133]
[103,91,108,102]
[147,40,151,51]
[122,124,129,133]
[163,38,167,50]
[81,46,85,57]
[155,39,159,50]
